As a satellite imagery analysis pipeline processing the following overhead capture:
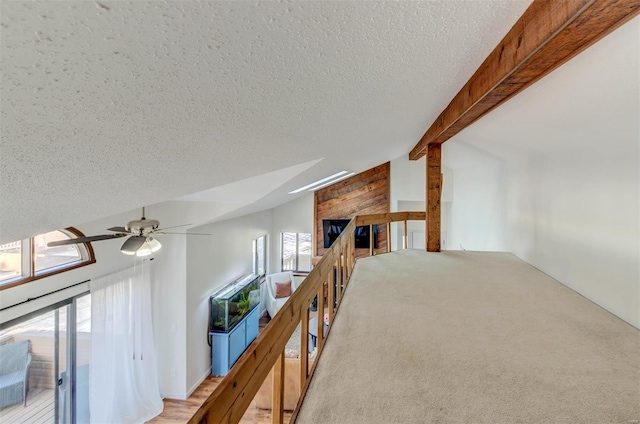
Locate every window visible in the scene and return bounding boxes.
[253,235,267,276]
[0,228,95,290]
[0,240,22,284]
[281,232,311,273]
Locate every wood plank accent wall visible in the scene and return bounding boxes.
[314,162,390,258]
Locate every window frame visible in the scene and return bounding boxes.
[0,227,96,291]
[281,232,312,274]
[252,235,267,277]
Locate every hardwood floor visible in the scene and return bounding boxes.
[149,316,293,423]
[147,375,293,424]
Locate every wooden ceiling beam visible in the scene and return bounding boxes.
[409,0,640,160]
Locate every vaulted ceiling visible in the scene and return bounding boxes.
[1,0,534,243]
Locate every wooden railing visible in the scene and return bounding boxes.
[189,211,426,424]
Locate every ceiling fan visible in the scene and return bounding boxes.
[47,207,209,257]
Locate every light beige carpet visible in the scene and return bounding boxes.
[296,250,640,424]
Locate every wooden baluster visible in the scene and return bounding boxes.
[336,253,343,307]
[351,235,356,272]
[328,266,335,325]
[343,239,349,283]
[343,242,349,282]
[403,220,408,249]
[344,243,350,287]
[272,352,285,424]
[317,281,325,350]
[369,224,374,256]
[387,222,391,253]
[300,306,309,390]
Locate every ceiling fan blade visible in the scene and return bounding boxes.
[156,232,211,236]
[47,233,127,247]
[107,226,129,233]
[120,236,147,254]
[154,223,193,232]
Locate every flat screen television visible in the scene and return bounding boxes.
[322,219,378,249]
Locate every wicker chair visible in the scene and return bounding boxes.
[0,340,31,408]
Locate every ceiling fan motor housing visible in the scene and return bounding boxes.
[125,218,160,235]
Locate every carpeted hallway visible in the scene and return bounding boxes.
[296,250,640,423]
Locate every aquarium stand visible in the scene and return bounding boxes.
[210,306,259,376]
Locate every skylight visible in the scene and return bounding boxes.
[289,171,353,194]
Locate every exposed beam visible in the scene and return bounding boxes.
[426,144,442,252]
[410,0,640,160]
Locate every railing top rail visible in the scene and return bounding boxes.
[355,211,425,226]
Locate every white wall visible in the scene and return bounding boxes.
[456,17,640,328]
[507,150,639,328]
[185,210,273,395]
[390,147,505,252]
[269,194,314,273]
[442,141,508,252]
[184,193,313,395]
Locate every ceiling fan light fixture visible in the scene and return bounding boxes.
[136,242,153,257]
[148,237,162,253]
[121,248,137,255]
[133,237,161,257]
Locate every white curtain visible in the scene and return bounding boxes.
[90,260,163,423]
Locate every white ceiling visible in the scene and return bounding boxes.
[0,0,534,243]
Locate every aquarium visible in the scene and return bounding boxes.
[210,273,260,333]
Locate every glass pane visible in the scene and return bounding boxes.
[282,233,296,271]
[0,307,62,423]
[34,231,82,274]
[252,240,257,274]
[256,236,265,276]
[298,233,312,272]
[0,240,22,283]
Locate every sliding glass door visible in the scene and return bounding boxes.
[0,293,90,424]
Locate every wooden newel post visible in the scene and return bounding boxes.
[426,144,442,252]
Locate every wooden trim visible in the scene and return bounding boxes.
[403,220,408,249]
[355,211,426,226]
[317,282,325,350]
[386,222,391,253]
[271,352,285,424]
[300,307,309,390]
[313,192,319,257]
[410,0,640,159]
[427,145,442,252]
[0,227,97,292]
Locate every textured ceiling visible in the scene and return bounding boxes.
[0,0,531,243]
